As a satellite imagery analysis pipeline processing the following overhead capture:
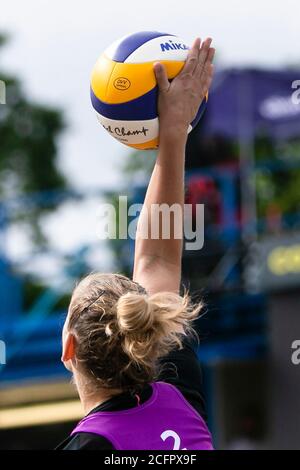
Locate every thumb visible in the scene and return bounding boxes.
[154,62,170,92]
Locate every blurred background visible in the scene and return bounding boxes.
[1,0,300,450]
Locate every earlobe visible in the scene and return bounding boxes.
[62,333,75,362]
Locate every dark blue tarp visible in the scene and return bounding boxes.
[203,69,300,140]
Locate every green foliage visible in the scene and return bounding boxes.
[256,168,300,217]
[23,277,70,313]
[0,33,67,245]
[255,136,300,218]
[122,149,156,179]
[0,33,8,49]
[254,135,277,161]
[0,78,66,196]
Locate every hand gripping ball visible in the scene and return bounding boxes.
[90,31,208,150]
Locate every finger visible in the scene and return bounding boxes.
[205,63,214,89]
[194,44,215,79]
[202,37,213,55]
[198,63,214,96]
[194,38,213,73]
[207,47,215,64]
[181,37,201,75]
[153,62,170,92]
[199,37,212,61]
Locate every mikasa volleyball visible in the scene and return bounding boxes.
[90,31,208,150]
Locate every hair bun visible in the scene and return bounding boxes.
[116,292,154,335]
[116,290,201,371]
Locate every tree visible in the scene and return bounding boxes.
[0,33,67,246]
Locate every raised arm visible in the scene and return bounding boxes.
[133,38,215,295]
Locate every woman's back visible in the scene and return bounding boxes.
[70,382,213,450]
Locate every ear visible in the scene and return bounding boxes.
[62,332,76,363]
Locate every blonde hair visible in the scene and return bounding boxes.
[67,273,202,392]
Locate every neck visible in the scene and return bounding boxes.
[73,371,122,415]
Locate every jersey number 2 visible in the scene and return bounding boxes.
[160,430,187,450]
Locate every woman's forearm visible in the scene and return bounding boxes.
[134,131,187,269]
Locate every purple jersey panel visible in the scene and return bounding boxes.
[71,381,213,450]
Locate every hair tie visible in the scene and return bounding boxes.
[135,393,141,406]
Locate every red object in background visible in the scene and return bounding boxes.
[185,177,222,226]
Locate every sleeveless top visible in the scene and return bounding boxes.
[71,381,213,450]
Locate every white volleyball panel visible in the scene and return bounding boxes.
[104,34,129,61]
[96,113,159,144]
[125,36,189,63]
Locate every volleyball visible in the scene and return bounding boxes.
[90,31,208,150]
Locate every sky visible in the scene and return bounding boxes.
[1,0,300,190]
[1,0,300,276]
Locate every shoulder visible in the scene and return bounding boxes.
[158,338,207,420]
